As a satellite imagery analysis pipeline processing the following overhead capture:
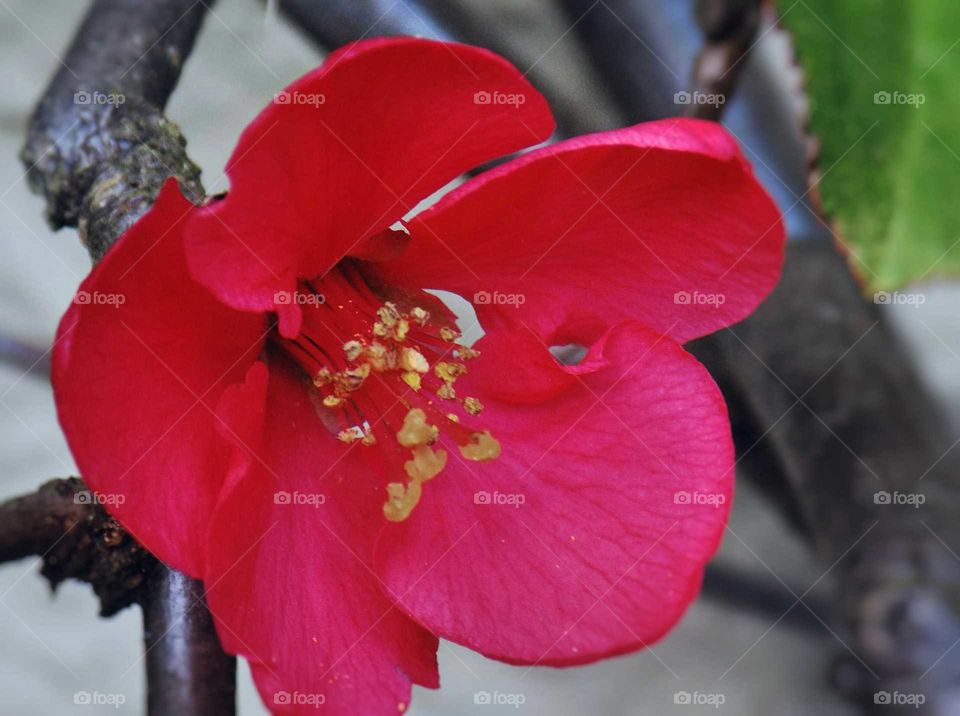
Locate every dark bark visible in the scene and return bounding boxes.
[686,0,762,120]
[0,477,156,616]
[20,0,209,262]
[143,568,237,715]
[690,243,960,715]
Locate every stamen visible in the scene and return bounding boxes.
[273,268,504,524]
[459,431,501,461]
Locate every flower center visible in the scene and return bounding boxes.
[271,261,500,521]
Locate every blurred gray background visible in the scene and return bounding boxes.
[1,1,958,714]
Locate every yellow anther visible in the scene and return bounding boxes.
[322,394,343,408]
[383,479,423,522]
[434,361,466,382]
[400,347,429,373]
[459,431,501,461]
[437,383,456,400]
[313,368,333,388]
[396,408,436,447]
[411,307,429,326]
[373,322,388,337]
[341,363,370,391]
[377,303,400,327]
[446,413,460,422]
[337,429,358,443]
[463,396,483,415]
[364,342,391,371]
[457,347,480,360]
[395,319,410,341]
[404,445,447,482]
[439,326,459,342]
[401,371,422,391]
[343,340,363,361]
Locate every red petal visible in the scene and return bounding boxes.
[185,37,554,318]
[370,119,784,344]
[205,356,438,715]
[52,180,266,576]
[374,321,733,664]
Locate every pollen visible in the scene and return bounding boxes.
[342,340,363,361]
[435,361,466,382]
[439,326,459,342]
[401,371,422,391]
[463,396,483,415]
[383,479,423,522]
[459,431,501,461]
[396,408,436,447]
[404,444,447,482]
[399,346,429,373]
[411,307,429,326]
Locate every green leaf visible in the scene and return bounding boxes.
[779,0,960,289]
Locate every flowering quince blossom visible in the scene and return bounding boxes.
[52,38,783,715]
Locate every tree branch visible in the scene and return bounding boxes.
[20,0,209,261]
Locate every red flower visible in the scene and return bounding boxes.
[53,38,783,715]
